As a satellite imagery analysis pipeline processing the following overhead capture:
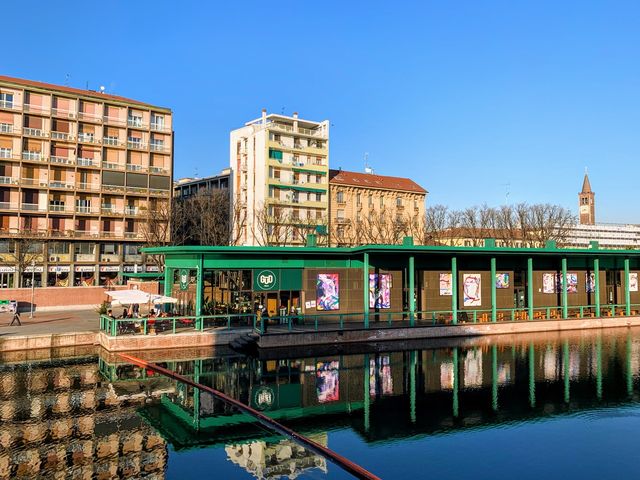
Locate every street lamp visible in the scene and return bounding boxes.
[30,259,35,318]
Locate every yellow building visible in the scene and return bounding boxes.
[0,75,173,288]
[328,169,427,246]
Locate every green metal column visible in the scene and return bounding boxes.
[452,347,459,417]
[594,258,601,317]
[561,258,568,320]
[627,331,633,396]
[624,258,631,316]
[490,257,497,323]
[195,255,204,329]
[409,256,415,326]
[364,353,370,431]
[529,342,535,408]
[451,257,458,325]
[563,340,570,404]
[491,344,498,411]
[596,335,602,400]
[164,267,173,296]
[527,258,534,321]
[363,253,370,329]
[410,350,417,423]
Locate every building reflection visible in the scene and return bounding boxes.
[0,355,169,479]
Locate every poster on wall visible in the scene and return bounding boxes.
[369,273,392,309]
[316,361,339,403]
[565,273,578,293]
[495,273,510,289]
[439,273,452,296]
[542,273,557,294]
[316,274,340,311]
[630,273,638,292]
[586,272,596,293]
[463,274,481,306]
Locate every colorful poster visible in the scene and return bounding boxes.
[316,274,339,311]
[316,361,339,403]
[439,273,452,296]
[495,273,510,289]
[565,273,578,293]
[463,274,481,306]
[369,273,392,309]
[369,355,393,396]
[630,273,638,292]
[542,273,557,294]
[586,272,596,293]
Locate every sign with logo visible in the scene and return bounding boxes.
[48,265,71,273]
[75,265,95,273]
[254,269,278,291]
[252,386,275,411]
[25,265,44,273]
[0,266,16,273]
[146,265,160,272]
[99,265,120,272]
[179,269,189,291]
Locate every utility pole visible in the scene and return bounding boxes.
[30,259,35,318]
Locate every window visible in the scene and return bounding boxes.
[151,113,164,130]
[0,240,15,253]
[337,209,345,219]
[75,243,94,255]
[100,243,118,255]
[0,93,13,108]
[337,191,344,203]
[269,148,283,160]
[396,197,402,207]
[356,193,361,205]
[124,244,141,256]
[316,192,322,202]
[48,242,69,255]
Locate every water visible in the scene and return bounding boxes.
[3,327,640,479]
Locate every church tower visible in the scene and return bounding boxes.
[578,173,595,225]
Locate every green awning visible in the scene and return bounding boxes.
[288,185,326,193]
[292,167,327,175]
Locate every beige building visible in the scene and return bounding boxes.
[0,75,173,288]
[230,110,330,246]
[328,169,427,246]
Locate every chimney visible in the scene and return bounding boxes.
[261,108,267,125]
[293,111,299,132]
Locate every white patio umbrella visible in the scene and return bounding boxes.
[149,294,178,304]
[106,289,153,305]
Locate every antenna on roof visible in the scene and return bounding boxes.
[99,85,105,94]
[64,73,70,86]
[364,152,374,174]
[500,183,511,205]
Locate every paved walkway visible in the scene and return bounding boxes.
[0,309,99,337]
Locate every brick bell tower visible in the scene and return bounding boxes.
[578,172,595,225]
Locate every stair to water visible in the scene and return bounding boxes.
[229,332,259,352]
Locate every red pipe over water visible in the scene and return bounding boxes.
[118,353,381,480]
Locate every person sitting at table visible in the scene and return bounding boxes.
[120,307,130,319]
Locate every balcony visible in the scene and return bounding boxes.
[0,123,15,134]
[149,166,168,174]
[124,232,142,239]
[127,117,145,128]
[125,206,139,215]
[49,181,73,189]
[150,122,170,132]
[101,205,122,215]
[149,188,170,197]
[103,116,127,126]
[126,163,144,172]
[75,205,95,214]
[0,149,13,159]
[100,253,121,262]
[23,104,50,115]
[103,184,125,193]
[103,136,124,147]
[127,140,146,150]
[77,111,102,123]
[0,176,17,185]
[48,204,71,213]
[50,156,74,165]
[50,131,74,141]
[20,177,38,186]
[0,100,16,110]
[149,142,168,152]
[21,203,45,212]
[51,108,76,119]
[102,162,123,170]
[22,151,44,161]
[77,157,98,167]
[0,202,15,209]
[23,127,46,137]
[76,182,100,191]
[77,133,97,143]
[268,122,328,139]
[334,217,351,224]
[75,253,96,261]
[126,186,147,194]
[124,254,143,263]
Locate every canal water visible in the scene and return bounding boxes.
[3,327,640,479]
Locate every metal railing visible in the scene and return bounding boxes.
[0,149,12,159]
[50,131,72,140]
[0,123,14,133]
[127,118,145,128]
[0,176,17,185]
[99,313,255,336]
[77,133,96,143]
[127,141,146,150]
[103,136,122,146]
[23,127,45,137]
[102,162,122,170]
[50,156,73,165]
[21,151,43,161]
[77,157,98,167]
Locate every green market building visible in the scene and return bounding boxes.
[144,237,640,326]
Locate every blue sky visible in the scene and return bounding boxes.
[5,1,640,222]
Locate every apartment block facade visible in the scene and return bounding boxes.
[329,169,427,246]
[230,110,330,246]
[0,75,173,288]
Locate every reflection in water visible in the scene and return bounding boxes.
[3,327,640,478]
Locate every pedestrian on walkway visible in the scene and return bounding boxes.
[10,305,21,326]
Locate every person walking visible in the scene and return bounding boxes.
[10,303,21,326]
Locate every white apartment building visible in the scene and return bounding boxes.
[564,223,640,249]
[230,110,330,246]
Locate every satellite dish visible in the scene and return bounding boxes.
[99,86,105,93]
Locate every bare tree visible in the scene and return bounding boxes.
[12,234,45,288]
[139,199,171,271]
